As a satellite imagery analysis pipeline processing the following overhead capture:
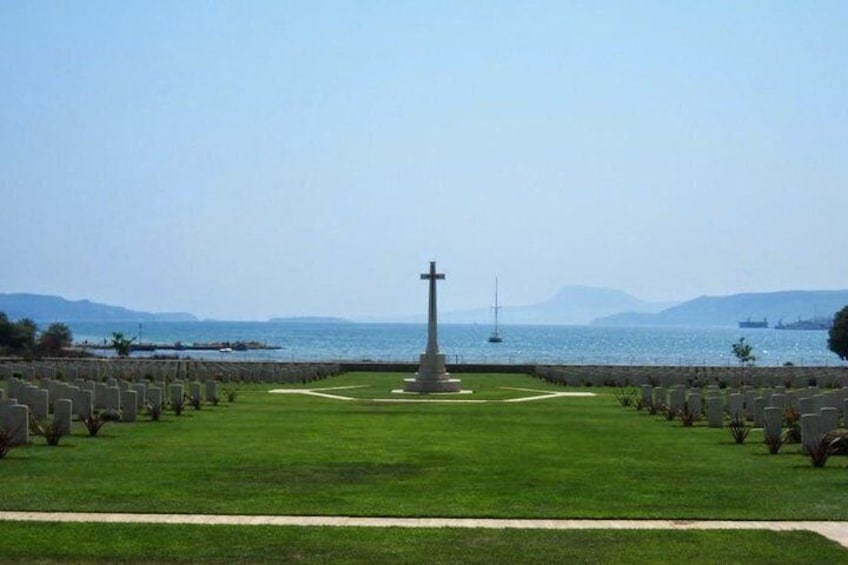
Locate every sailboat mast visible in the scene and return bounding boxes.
[488,277,503,343]
[494,277,501,333]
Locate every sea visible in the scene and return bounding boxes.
[67,321,843,367]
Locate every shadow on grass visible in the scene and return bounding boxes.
[274,463,421,487]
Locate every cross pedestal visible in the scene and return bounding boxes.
[403,261,462,393]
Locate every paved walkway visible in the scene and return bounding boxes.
[267,385,596,403]
[1,512,846,549]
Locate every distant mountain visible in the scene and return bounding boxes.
[0,293,198,323]
[268,316,353,324]
[437,285,673,325]
[592,290,848,328]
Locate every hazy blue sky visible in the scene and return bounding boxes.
[2,2,847,320]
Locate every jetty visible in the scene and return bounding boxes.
[77,341,281,352]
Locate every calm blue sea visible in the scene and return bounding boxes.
[67,321,843,367]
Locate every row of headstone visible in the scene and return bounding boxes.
[534,364,848,389]
[1,371,237,448]
[638,384,848,430]
[1,359,340,385]
[5,374,223,408]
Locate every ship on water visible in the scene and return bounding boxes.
[738,318,768,329]
[775,317,833,331]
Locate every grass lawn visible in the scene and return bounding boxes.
[2,371,847,560]
[0,522,845,564]
[3,372,846,519]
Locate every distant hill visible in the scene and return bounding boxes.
[437,285,673,325]
[592,290,848,328]
[0,293,198,323]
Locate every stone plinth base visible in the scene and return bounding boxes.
[403,352,462,393]
[402,377,463,393]
[403,378,462,392]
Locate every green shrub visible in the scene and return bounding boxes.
[172,396,184,416]
[223,388,238,403]
[31,418,64,446]
[0,427,10,458]
[187,394,202,411]
[783,406,801,444]
[83,412,106,437]
[824,429,848,456]
[679,402,699,427]
[663,406,677,421]
[728,418,750,444]
[764,433,784,455]
[614,387,636,407]
[644,397,659,415]
[145,402,162,422]
[808,436,834,468]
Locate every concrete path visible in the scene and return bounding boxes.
[268,385,596,403]
[1,512,846,549]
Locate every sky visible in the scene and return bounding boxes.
[2,2,847,321]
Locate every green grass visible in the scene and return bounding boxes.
[2,373,847,519]
[0,522,843,564]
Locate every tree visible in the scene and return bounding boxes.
[827,306,848,361]
[111,332,135,358]
[10,318,38,351]
[39,323,73,355]
[0,312,12,347]
[732,337,756,366]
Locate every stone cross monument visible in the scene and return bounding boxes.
[403,261,462,393]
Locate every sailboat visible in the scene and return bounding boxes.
[488,277,503,343]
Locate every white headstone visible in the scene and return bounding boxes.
[799,397,815,416]
[170,383,184,405]
[53,398,73,436]
[707,396,723,428]
[727,393,743,421]
[121,390,137,422]
[95,382,109,409]
[147,386,163,408]
[76,389,93,420]
[669,387,685,414]
[654,387,666,409]
[103,386,120,414]
[688,392,702,416]
[32,388,49,421]
[132,383,147,409]
[801,413,824,455]
[763,407,783,446]
[820,407,839,434]
[205,380,218,402]
[753,397,766,427]
[6,404,29,446]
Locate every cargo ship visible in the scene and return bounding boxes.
[775,318,832,330]
[738,318,768,329]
